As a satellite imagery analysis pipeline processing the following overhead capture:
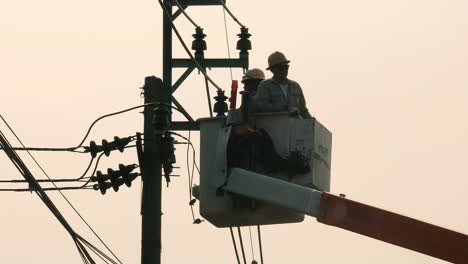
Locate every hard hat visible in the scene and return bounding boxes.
[242,68,266,83]
[266,51,290,70]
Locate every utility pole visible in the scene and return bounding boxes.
[140,1,249,263]
[141,76,167,264]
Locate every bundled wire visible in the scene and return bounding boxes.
[0,114,122,264]
[1,103,156,154]
[0,152,106,191]
[0,129,98,263]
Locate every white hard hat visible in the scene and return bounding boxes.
[242,68,266,83]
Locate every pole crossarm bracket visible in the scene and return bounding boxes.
[172,0,226,6]
[172,5,188,20]
[172,58,248,69]
[172,97,195,122]
[171,66,195,94]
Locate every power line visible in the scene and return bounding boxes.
[0,114,122,264]
[230,227,241,264]
[0,186,94,192]
[0,128,97,263]
[219,0,245,28]
[3,146,85,153]
[0,156,95,183]
[75,103,155,149]
[222,6,234,80]
[237,227,247,264]
[1,103,156,154]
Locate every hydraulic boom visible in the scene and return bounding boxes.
[225,168,468,263]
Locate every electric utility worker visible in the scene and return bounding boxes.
[240,68,265,114]
[254,51,312,119]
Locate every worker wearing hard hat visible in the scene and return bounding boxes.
[242,68,265,95]
[254,51,312,119]
[239,68,265,114]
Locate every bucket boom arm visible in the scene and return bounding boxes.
[225,168,468,263]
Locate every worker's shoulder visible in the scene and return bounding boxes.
[287,79,301,87]
[258,78,276,87]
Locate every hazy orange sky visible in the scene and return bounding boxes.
[1,0,467,263]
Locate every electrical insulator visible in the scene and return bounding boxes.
[122,173,139,187]
[153,105,171,132]
[95,170,111,194]
[236,26,252,56]
[213,90,228,117]
[191,26,207,58]
[119,163,139,187]
[160,134,176,186]
[85,136,132,157]
[91,164,139,194]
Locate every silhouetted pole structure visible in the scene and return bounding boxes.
[141,77,166,264]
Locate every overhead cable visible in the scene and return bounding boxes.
[0,186,94,192]
[219,0,245,28]
[0,156,95,183]
[222,6,234,80]
[0,129,97,263]
[237,227,248,264]
[158,0,223,91]
[257,226,264,264]
[230,227,241,264]
[75,103,156,149]
[2,146,85,153]
[0,114,122,264]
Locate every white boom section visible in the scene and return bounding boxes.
[224,168,323,218]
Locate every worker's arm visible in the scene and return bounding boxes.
[297,83,312,119]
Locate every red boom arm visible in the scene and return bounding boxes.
[317,193,468,263]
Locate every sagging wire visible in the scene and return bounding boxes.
[0,156,95,183]
[222,2,233,80]
[219,0,245,28]
[158,0,223,92]
[0,114,123,264]
[2,103,157,154]
[75,103,158,149]
[170,130,202,224]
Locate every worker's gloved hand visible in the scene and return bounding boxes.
[288,106,300,116]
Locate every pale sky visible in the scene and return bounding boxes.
[1,0,467,263]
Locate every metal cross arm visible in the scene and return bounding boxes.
[172,58,248,69]
[171,66,195,94]
[171,0,227,6]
